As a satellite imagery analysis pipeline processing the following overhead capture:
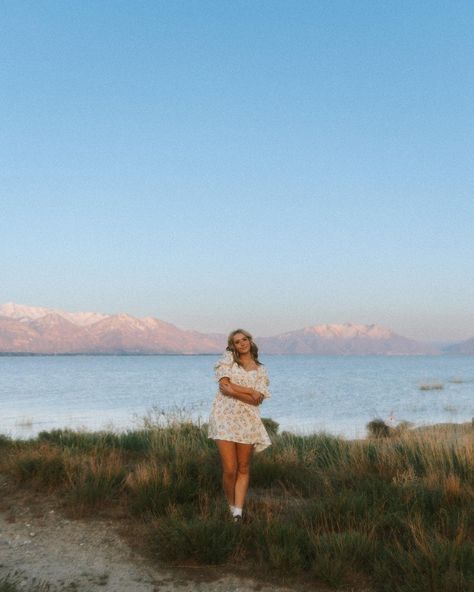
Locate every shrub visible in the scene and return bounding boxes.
[64,452,127,512]
[12,447,67,488]
[0,434,12,449]
[367,418,391,438]
[261,417,280,436]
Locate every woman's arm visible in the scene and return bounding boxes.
[255,368,271,399]
[222,380,254,395]
[219,378,262,405]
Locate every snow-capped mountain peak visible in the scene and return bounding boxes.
[0,302,108,326]
[304,323,394,339]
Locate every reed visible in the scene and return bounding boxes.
[1,418,473,591]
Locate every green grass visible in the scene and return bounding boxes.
[0,574,51,592]
[1,418,473,591]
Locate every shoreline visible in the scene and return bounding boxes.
[2,418,473,444]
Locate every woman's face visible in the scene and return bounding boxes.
[232,333,251,355]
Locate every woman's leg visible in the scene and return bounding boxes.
[215,440,238,506]
[234,443,254,510]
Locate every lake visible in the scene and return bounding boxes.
[1,354,473,439]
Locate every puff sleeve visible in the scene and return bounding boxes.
[256,366,271,399]
[214,351,234,382]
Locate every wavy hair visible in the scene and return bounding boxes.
[226,328,262,366]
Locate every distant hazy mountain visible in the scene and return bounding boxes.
[0,302,452,355]
[258,323,440,355]
[0,303,225,354]
[444,337,474,355]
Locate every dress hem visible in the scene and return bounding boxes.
[208,434,271,453]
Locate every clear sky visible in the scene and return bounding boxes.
[1,1,473,342]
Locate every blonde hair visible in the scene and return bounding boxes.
[226,328,262,366]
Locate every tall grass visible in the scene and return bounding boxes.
[0,574,51,592]
[1,418,473,591]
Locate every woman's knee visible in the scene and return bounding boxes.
[222,465,238,480]
[237,462,250,476]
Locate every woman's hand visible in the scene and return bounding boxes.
[250,390,264,405]
[219,381,232,397]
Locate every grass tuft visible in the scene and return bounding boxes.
[152,513,239,564]
[0,574,51,592]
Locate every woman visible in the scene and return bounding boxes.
[208,329,272,522]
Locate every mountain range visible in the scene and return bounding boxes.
[444,337,474,355]
[0,302,471,355]
[0,303,224,354]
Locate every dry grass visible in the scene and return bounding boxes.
[0,419,473,591]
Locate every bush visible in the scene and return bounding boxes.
[12,448,67,488]
[0,434,12,449]
[261,417,279,436]
[367,418,391,438]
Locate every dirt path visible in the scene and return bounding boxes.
[0,476,301,592]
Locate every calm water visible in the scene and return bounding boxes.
[1,355,473,439]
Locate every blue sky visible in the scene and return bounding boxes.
[1,1,473,341]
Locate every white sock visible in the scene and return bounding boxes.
[232,507,242,517]
[229,504,236,514]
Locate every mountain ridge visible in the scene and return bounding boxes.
[444,336,474,355]
[0,302,469,355]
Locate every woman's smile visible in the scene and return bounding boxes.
[233,335,251,353]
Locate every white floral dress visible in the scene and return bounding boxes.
[208,351,272,453]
